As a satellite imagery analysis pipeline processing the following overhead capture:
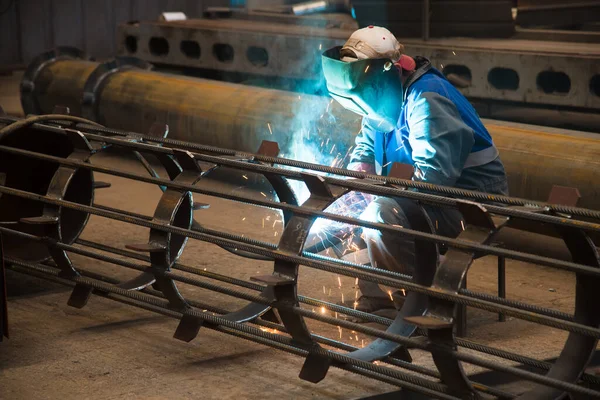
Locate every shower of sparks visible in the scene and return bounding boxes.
[259,327,279,334]
[267,123,273,135]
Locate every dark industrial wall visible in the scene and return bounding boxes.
[0,0,229,67]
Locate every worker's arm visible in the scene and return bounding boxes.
[406,92,475,187]
[347,119,376,174]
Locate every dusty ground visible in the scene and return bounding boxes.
[0,70,591,399]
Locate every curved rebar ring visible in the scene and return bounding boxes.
[0,120,96,277]
[344,197,438,365]
[119,139,302,324]
[408,201,600,399]
[516,222,600,399]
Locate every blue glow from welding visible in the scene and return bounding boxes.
[351,7,357,19]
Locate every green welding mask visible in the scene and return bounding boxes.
[322,46,403,132]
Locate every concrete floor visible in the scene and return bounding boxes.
[0,70,591,399]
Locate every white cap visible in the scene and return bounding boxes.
[341,26,404,63]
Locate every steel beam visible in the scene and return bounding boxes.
[114,17,600,112]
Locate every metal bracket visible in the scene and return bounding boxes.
[173,313,204,342]
[388,162,415,180]
[148,123,169,139]
[52,105,71,115]
[299,349,332,383]
[300,173,333,200]
[67,283,93,309]
[256,140,280,158]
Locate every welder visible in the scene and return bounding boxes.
[322,26,509,314]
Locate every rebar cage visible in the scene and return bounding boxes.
[1,111,600,400]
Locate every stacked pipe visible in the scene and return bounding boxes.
[1,112,600,399]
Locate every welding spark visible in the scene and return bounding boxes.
[260,192,267,197]
[388,290,393,301]
[354,277,359,287]
[267,123,273,135]
[393,208,399,214]
[461,220,465,230]
[341,293,344,303]
[337,276,342,288]
[319,43,322,50]
[323,286,326,294]
[274,231,278,237]
[353,301,358,310]
[364,65,370,73]
[382,161,391,168]
[338,326,343,339]
[320,307,326,314]
[435,220,439,230]
[262,218,265,228]
[329,144,336,155]
[242,175,248,180]
[440,64,444,69]
[242,217,246,221]
[395,143,404,151]
[452,51,457,55]
[401,289,406,296]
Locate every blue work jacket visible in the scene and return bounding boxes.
[349,59,508,195]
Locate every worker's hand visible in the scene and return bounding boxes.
[347,162,376,175]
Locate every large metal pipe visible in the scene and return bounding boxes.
[20,49,600,209]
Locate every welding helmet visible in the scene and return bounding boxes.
[322,26,405,132]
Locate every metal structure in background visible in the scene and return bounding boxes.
[1,112,600,399]
[20,49,600,210]
[113,11,600,130]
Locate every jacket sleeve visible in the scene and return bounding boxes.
[406,91,475,187]
[347,118,376,168]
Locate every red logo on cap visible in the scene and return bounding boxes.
[368,25,374,28]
